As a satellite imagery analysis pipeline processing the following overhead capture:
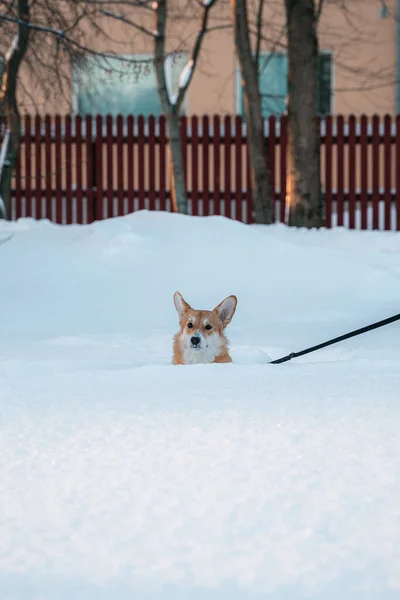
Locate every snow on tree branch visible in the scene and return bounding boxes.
[178,59,194,90]
[173,0,217,110]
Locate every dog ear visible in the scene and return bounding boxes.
[173,291,191,318]
[214,295,237,328]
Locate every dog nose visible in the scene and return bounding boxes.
[191,336,201,346]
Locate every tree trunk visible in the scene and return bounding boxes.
[231,0,273,225]
[0,123,20,219]
[168,111,187,213]
[154,0,215,215]
[154,0,188,214]
[0,0,30,220]
[286,0,322,228]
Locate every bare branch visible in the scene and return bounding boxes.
[101,8,155,37]
[175,0,217,110]
[154,0,170,107]
[254,0,264,68]
[0,13,166,64]
[315,0,324,22]
[83,0,153,7]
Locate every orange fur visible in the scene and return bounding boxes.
[172,292,237,365]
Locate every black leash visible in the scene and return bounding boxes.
[269,312,400,365]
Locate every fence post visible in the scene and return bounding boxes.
[34,114,42,220]
[159,115,167,212]
[337,115,344,227]
[202,115,210,217]
[268,115,276,220]
[234,115,242,222]
[384,114,392,231]
[348,115,356,229]
[325,115,332,228]
[75,115,83,224]
[360,115,368,230]
[372,114,380,230]
[24,114,32,220]
[213,115,221,217]
[138,115,145,211]
[279,116,287,223]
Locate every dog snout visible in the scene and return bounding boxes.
[190,335,201,347]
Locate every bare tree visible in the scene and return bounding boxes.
[154,0,217,214]
[0,0,218,218]
[231,0,273,224]
[0,0,30,219]
[285,0,322,228]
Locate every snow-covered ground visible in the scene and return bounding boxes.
[1,211,400,600]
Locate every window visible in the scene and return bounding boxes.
[73,53,188,117]
[236,51,333,118]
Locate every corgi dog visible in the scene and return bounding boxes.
[172,291,237,365]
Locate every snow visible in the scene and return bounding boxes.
[169,91,178,106]
[178,59,194,90]
[5,32,19,62]
[1,210,400,599]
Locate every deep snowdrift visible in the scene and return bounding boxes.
[1,211,400,599]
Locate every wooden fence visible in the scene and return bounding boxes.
[8,113,400,230]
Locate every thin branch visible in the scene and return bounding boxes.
[0,13,172,63]
[315,0,324,22]
[205,23,232,32]
[101,8,155,37]
[254,0,264,68]
[175,0,217,110]
[83,0,153,8]
[154,0,170,109]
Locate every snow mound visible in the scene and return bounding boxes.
[1,210,400,599]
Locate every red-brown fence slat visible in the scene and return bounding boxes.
[279,116,287,223]
[12,112,400,231]
[148,115,156,212]
[372,114,380,230]
[360,115,368,231]
[94,115,102,222]
[324,115,333,228]
[14,137,21,220]
[75,115,83,224]
[384,114,392,231]
[34,115,41,219]
[348,115,356,229]
[127,115,134,214]
[85,115,94,223]
[138,115,145,211]
[117,114,124,216]
[54,115,62,224]
[65,115,73,224]
[106,114,114,218]
[224,115,231,219]
[44,115,52,221]
[213,115,221,216]
[336,115,345,227]
[202,115,210,216]
[268,115,276,217]
[234,115,242,222]
[191,115,199,216]
[396,115,400,231]
[159,115,166,212]
[245,135,252,224]
[180,115,188,213]
[24,114,32,219]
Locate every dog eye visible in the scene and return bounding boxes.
[187,323,193,329]
[204,324,212,330]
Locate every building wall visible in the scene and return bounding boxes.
[2,0,398,116]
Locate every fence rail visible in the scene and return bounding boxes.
[7,113,400,230]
